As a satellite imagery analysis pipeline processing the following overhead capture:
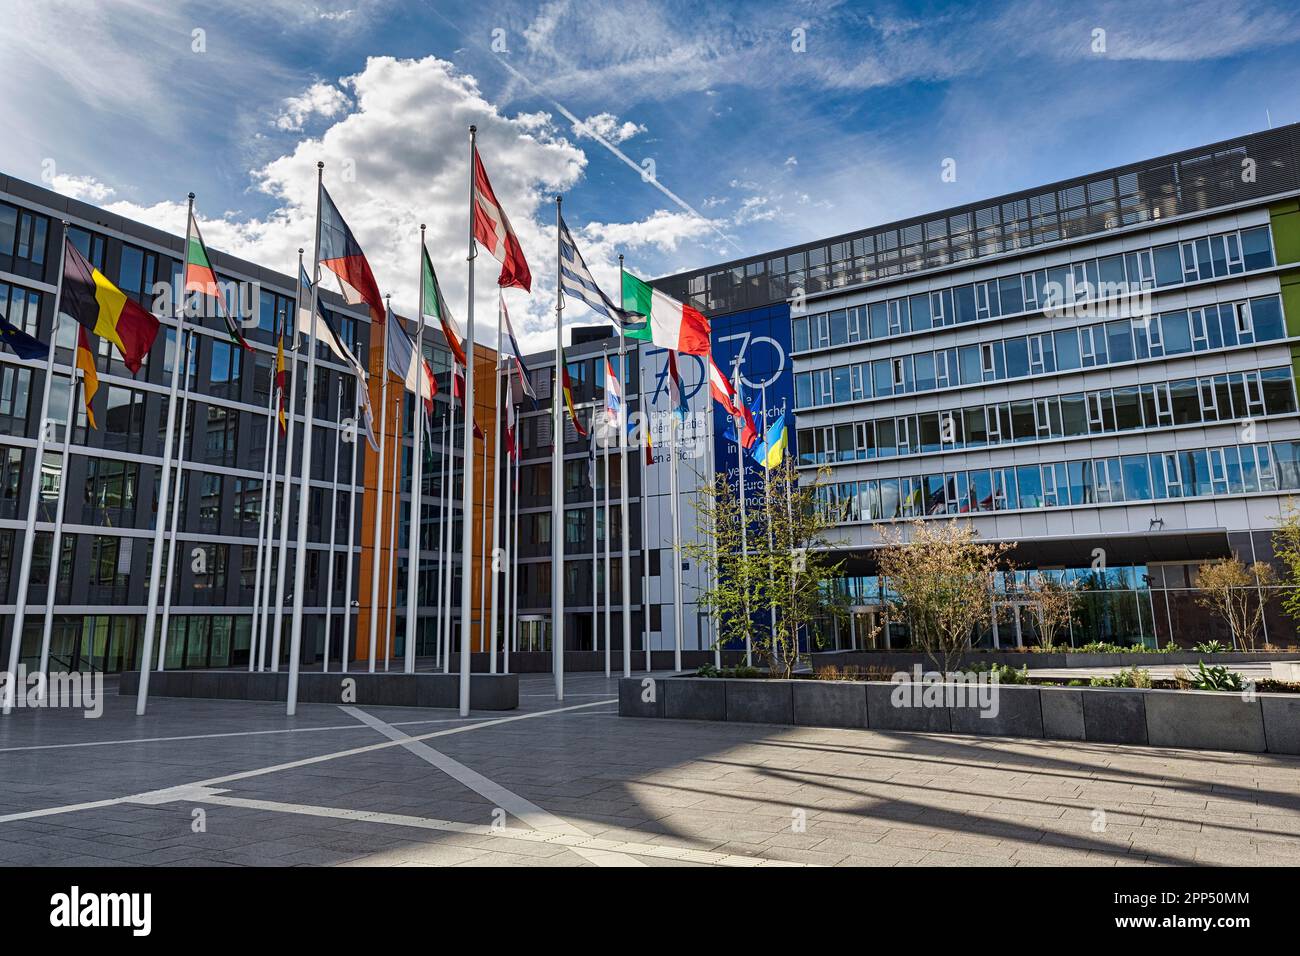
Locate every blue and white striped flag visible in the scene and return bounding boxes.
[558,216,641,329]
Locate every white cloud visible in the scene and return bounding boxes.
[784,156,797,167]
[572,112,647,145]
[49,174,116,203]
[275,81,351,132]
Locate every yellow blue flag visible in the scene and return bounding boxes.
[752,412,788,470]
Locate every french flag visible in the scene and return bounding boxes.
[319,185,386,323]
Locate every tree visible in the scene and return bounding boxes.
[876,519,1010,673]
[687,460,847,678]
[1017,573,1078,649]
[1195,556,1276,651]
[1272,499,1300,629]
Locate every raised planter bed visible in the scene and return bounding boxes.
[814,649,1300,671]
[120,669,519,710]
[618,676,1300,755]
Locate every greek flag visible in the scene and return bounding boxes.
[558,216,641,329]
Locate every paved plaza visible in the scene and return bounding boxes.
[1,671,1299,867]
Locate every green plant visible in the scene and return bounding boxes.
[1066,679,1088,687]
[1188,660,1244,692]
[696,663,720,678]
[1195,556,1277,651]
[1089,668,1152,688]
[966,661,1030,684]
[1161,641,1179,654]
[1077,641,1147,654]
[1193,640,1228,654]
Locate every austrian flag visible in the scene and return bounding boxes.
[472,146,531,291]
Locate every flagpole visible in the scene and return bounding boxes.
[342,379,361,673]
[707,385,721,669]
[622,258,650,675]
[286,160,324,716]
[248,355,278,671]
[488,298,503,674]
[669,363,683,673]
[270,252,304,674]
[478,385,489,663]
[323,378,343,672]
[733,358,751,667]
[763,383,777,671]
[551,193,565,702]
[135,197,192,714]
[405,225,429,674]
[502,398,513,674]
[459,126,480,717]
[590,413,598,657]
[511,449,520,664]
[368,288,392,675]
[434,397,449,670]
[603,365,612,680]
[34,366,80,694]
[442,365,457,674]
[617,255,632,679]
[384,340,404,671]
[157,327,194,670]
[257,267,294,671]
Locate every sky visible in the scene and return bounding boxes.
[2,0,1299,352]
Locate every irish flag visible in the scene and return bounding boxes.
[622,272,710,356]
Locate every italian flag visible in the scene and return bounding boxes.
[622,272,710,356]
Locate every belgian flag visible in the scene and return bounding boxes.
[76,326,99,430]
[61,237,160,375]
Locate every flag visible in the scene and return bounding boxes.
[298,265,363,373]
[560,360,587,438]
[504,375,520,460]
[185,210,251,351]
[665,350,688,421]
[61,237,160,375]
[452,361,484,440]
[319,185,385,323]
[707,356,739,416]
[76,327,98,430]
[558,216,639,328]
[472,146,531,291]
[642,416,654,466]
[603,356,623,428]
[752,413,788,470]
[274,322,288,436]
[0,313,46,361]
[422,245,467,367]
[500,294,536,404]
[386,310,436,418]
[623,271,710,356]
[723,394,761,450]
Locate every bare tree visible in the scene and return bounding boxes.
[1195,556,1276,651]
[1018,573,1078,650]
[876,519,1010,673]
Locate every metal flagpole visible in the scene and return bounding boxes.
[733,358,751,667]
[501,395,513,674]
[322,378,343,672]
[157,328,194,670]
[763,384,776,669]
[136,200,191,715]
[590,411,598,656]
[4,225,68,714]
[383,347,403,671]
[488,299,503,674]
[669,369,683,672]
[707,389,721,669]
[34,366,81,693]
[550,193,565,702]
[269,251,304,674]
[405,226,428,674]
[442,366,457,674]
[434,398,449,670]
[603,377,612,680]
[617,256,632,679]
[248,355,278,671]
[367,290,392,675]
[256,279,293,671]
[285,160,325,716]
[459,126,480,717]
[341,380,361,673]
[511,449,520,664]
[478,379,489,662]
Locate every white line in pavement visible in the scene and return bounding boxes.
[0,699,615,825]
[341,706,644,868]
[0,716,481,754]
[186,791,807,867]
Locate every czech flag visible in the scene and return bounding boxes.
[319,185,385,324]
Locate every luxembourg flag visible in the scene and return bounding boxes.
[623,271,710,356]
[604,356,623,428]
[319,185,385,323]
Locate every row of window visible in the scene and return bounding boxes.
[797,367,1297,464]
[794,295,1287,409]
[792,226,1275,353]
[816,441,1300,522]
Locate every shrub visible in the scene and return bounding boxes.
[1194,640,1228,654]
[813,664,892,682]
[1188,661,1244,692]
[1089,668,1152,688]
[965,661,1030,684]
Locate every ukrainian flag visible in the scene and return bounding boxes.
[751,413,788,470]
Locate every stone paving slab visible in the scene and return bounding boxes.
[0,670,1298,866]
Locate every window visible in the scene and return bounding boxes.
[210,341,242,398]
[103,386,146,453]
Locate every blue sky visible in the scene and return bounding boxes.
[3,0,1300,347]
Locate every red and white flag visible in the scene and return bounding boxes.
[707,356,740,416]
[472,147,532,292]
